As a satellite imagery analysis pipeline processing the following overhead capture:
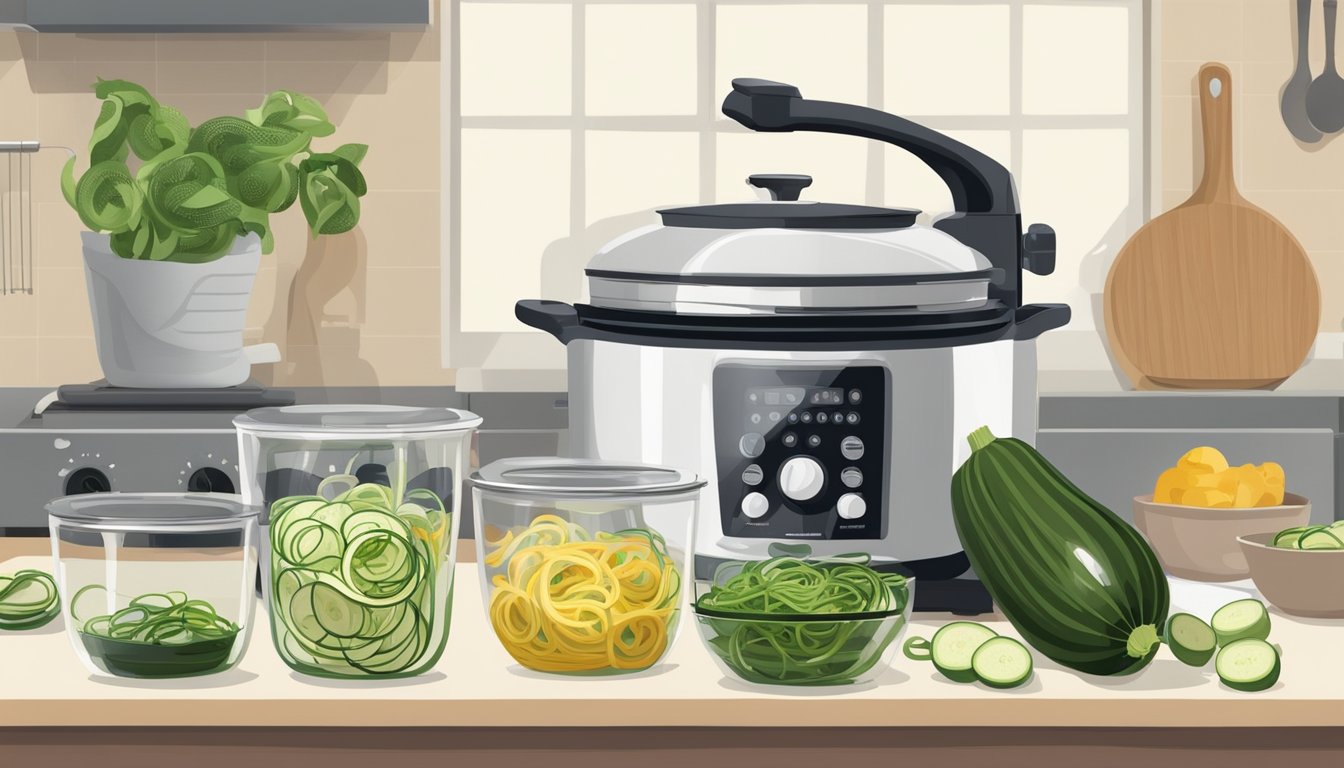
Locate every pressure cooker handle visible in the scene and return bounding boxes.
[1013,303,1071,341]
[516,300,582,344]
[723,78,1017,216]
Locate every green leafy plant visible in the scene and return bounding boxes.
[61,79,368,263]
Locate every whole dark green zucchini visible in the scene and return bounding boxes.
[951,426,1169,676]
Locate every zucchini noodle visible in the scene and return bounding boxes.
[0,569,61,631]
[485,515,681,673]
[270,480,450,677]
[694,555,910,685]
[72,586,241,678]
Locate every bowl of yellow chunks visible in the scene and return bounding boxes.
[1134,447,1311,581]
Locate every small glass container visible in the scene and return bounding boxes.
[47,493,260,679]
[470,458,704,676]
[234,404,480,679]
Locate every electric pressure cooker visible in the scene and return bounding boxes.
[517,78,1069,585]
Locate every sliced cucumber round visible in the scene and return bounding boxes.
[971,636,1033,689]
[1211,599,1271,647]
[928,621,998,683]
[1272,526,1309,548]
[1216,638,1280,692]
[1299,528,1344,550]
[1164,612,1217,667]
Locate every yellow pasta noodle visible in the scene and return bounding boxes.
[485,514,680,673]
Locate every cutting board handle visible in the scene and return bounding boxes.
[1193,62,1238,204]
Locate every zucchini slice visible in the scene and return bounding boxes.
[1272,526,1309,548]
[1216,638,1280,692]
[971,636,1034,689]
[1165,612,1217,667]
[1299,528,1344,550]
[1211,599,1271,647]
[927,621,998,683]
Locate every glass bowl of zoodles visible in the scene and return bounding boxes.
[470,458,705,676]
[692,551,914,686]
[234,405,481,679]
[46,493,260,679]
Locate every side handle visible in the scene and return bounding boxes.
[515,300,583,345]
[1013,304,1071,341]
[722,78,1017,216]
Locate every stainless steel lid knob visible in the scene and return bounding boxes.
[747,174,812,201]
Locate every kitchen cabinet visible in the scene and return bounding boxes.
[0,0,428,31]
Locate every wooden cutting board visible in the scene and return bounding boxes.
[1104,63,1320,390]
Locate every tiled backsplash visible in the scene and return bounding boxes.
[0,1,449,387]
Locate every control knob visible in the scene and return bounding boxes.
[836,493,867,520]
[778,456,825,501]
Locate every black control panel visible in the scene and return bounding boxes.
[712,364,888,540]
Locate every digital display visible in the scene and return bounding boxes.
[747,387,845,407]
[747,387,804,406]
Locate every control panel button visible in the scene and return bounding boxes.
[800,412,813,423]
[742,464,764,486]
[741,492,770,519]
[768,411,782,422]
[841,467,863,488]
[840,436,865,460]
[807,434,822,448]
[837,493,867,520]
[849,389,862,404]
[816,412,829,424]
[832,412,844,424]
[187,467,235,494]
[781,432,798,448]
[739,433,766,458]
[750,413,762,424]
[846,412,860,425]
[779,456,825,501]
[787,413,799,424]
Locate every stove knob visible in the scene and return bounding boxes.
[188,467,236,494]
[65,467,111,495]
[837,493,867,520]
[740,492,770,519]
[778,456,824,501]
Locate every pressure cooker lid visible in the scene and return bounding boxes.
[586,184,996,316]
[235,404,482,435]
[471,457,705,498]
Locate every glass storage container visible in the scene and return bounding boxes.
[47,493,260,679]
[470,458,704,675]
[691,543,914,686]
[234,404,480,679]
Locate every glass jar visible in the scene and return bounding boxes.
[234,404,480,679]
[470,458,704,675]
[47,493,260,679]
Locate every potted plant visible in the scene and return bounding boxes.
[60,79,368,388]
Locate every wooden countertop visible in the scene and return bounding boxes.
[2,540,1342,729]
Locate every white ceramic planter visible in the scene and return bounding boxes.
[81,232,279,388]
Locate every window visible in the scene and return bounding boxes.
[443,1,1147,378]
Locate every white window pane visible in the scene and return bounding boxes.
[1023,4,1130,115]
[460,129,572,333]
[715,132,869,205]
[1020,129,1136,320]
[586,5,698,116]
[460,3,572,116]
[884,130,1011,219]
[885,4,1010,116]
[586,131,701,225]
[716,5,869,107]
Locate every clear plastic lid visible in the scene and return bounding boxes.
[46,492,258,527]
[470,457,705,498]
[234,404,482,436]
